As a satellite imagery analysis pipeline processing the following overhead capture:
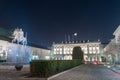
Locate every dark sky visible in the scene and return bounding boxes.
[0,0,120,47]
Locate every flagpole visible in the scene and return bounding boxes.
[65,34,67,42]
[25,32,27,45]
[68,34,71,42]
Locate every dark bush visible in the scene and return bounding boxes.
[30,60,82,77]
[72,46,84,61]
[0,60,6,62]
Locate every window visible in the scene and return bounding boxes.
[60,48,62,51]
[89,47,92,50]
[57,48,59,51]
[54,48,56,51]
[97,50,100,53]
[84,51,88,54]
[54,51,56,54]
[96,47,99,50]
[93,47,95,50]
[89,51,92,54]
[60,51,62,54]
[70,51,72,54]
[93,50,96,53]
[0,46,2,51]
[81,47,84,50]
[64,51,66,54]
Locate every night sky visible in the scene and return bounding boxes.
[0,0,120,47]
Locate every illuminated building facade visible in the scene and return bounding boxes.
[0,39,50,61]
[0,28,50,62]
[104,25,120,64]
[52,40,102,62]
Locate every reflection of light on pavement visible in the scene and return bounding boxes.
[9,49,12,52]
[115,73,120,76]
[93,61,97,65]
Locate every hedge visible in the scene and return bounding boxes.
[30,60,82,77]
[0,60,6,62]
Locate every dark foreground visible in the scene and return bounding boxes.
[0,65,120,80]
[50,65,120,80]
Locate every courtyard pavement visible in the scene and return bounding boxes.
[106,64,120,74]
[0,65,30,80]
[49,64,120,80]
[0,64,120,80]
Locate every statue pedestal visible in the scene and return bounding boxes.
[15,64,23,71]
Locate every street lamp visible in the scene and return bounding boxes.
[73,32,78,42]
[74,33,77,36]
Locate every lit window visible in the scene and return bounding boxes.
[0,54,3,57]
[93,47,95,50]
[57,48,59,51]
[84,51,87,54]
[89,47,92,50]
[54,48,56,51]
[60,51,62,54]
[60,48,62,51]
[45,56,50,60]
[64,52,66,54]
[64,48,66,51]
[82,48,84,50]
[96,47,99,50]
[32,55,39,60]
[54,52,56,54]
[0,46,2,51]
[97,50,100,53]
[89,51,92,54]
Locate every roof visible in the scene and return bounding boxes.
[28,42,50,50]
[0,35,49,50]
[53,40,101,45]
[113,25,120,35]
[0,35,12,42]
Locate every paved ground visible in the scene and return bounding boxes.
[0,64,120,80]
[0,65,30,80]
[0,69,27,80]
[109,65,120,74]
[50,65,120,80]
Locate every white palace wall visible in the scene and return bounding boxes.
[52,41,102,62]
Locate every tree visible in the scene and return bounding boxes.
[0,28,11,37]
[72,46,84,61]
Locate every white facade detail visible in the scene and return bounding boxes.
[104,25,120,64]
[0,28,50,62]
[52,41,102,62]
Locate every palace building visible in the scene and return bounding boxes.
[51,40,103,63]
[104,25,120,64]
[0,28,50,62]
